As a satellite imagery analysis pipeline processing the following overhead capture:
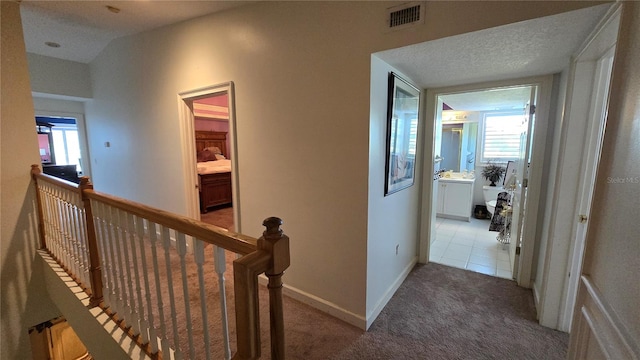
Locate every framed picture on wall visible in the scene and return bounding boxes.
[385,72,420,196]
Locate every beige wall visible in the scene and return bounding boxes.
[79,1,610,327]
[19,0,613,332]
[578,0,640,346]
[1,2,60,359]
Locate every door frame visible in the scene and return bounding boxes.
[178,82,241,231]
[551,5,620,332]
[419,75,553,288]
[33,109,92,179]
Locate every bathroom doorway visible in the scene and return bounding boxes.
[422,76,552,285]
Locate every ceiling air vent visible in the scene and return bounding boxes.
[387,3,424,30]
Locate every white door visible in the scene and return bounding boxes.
[508,87,537,277]
[562,46,615,329]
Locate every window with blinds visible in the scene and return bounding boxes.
[480,112,524,163]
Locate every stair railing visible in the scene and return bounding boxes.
[31,165,289,360]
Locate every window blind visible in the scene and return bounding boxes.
[482,114,523,162]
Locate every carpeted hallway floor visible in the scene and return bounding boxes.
[329,262,569,360]
[200,205,234,231]
[197,208,569,359]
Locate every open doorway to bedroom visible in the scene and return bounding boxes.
[193,94,234,230]
[178,82,240,232]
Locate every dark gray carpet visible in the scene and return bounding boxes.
[331,262,569,360]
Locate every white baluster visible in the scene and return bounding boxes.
[106,205,125,315]
[135,216,158,353]
[46,187,58,259]
[41,185,52,251]
[149,223,171,356]
[64,198,79,282]
[53,187,64,263]
[59,189,69,267]
[78,205,91,288]
[193,239,212,360]
[126,213,146,343]
[116,209,138,333]
[214,245,231,360]
[93,202,112,307]
[161,226,183,360]
[176,232,195,359]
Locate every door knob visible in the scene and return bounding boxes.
[579,215,588,223]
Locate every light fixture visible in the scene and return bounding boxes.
[45,41,60,48]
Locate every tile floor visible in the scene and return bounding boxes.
[430,216,513,280]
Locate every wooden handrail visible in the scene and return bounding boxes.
[33,168,257,255]
[32,167,82,191]
[85,190,258,255]
[31,165,291,359]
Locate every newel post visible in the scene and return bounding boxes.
[79,177,104,307]
[31,164,47,249]
[258,217,290,360]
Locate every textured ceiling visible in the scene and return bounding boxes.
[20,1,250,63]
[376,3,611,90]
[20,1,611,112]
[441,86,533,112]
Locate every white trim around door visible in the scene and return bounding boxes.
[177,82,241,232]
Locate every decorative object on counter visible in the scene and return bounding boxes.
[481,163,506,186]
[384,72,420,196]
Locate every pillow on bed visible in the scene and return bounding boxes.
[214,154,226,160]
[204,146,222,154]
[197,149,217,162]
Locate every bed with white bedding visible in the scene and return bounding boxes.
[195,131,232,212]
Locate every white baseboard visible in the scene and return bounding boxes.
[259,276,366,329]
[533,281,541,320]
[365,257,417,330]
[258,257,417,331]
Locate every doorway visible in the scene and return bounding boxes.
[178,82,241,232]
[193,93,234,231]
[420,76,553,287]
[35,113,91,182]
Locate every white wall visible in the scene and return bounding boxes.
[1,3,61,358]
[35,1,605,328]
[86,2,380,325]
[27,53,92,99]
[33,97,85,114]
[366,56,420,327]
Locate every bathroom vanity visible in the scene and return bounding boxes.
[436,177,475,222]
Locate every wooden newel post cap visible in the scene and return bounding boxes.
[260,217,290,274]
[79,176,93,188]
[262,217,283,238]
[31,164,41,175]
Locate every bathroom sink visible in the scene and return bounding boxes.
[440,171,475,183]
[441,171,471,179]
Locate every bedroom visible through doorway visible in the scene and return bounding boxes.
[178,82,240,233]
